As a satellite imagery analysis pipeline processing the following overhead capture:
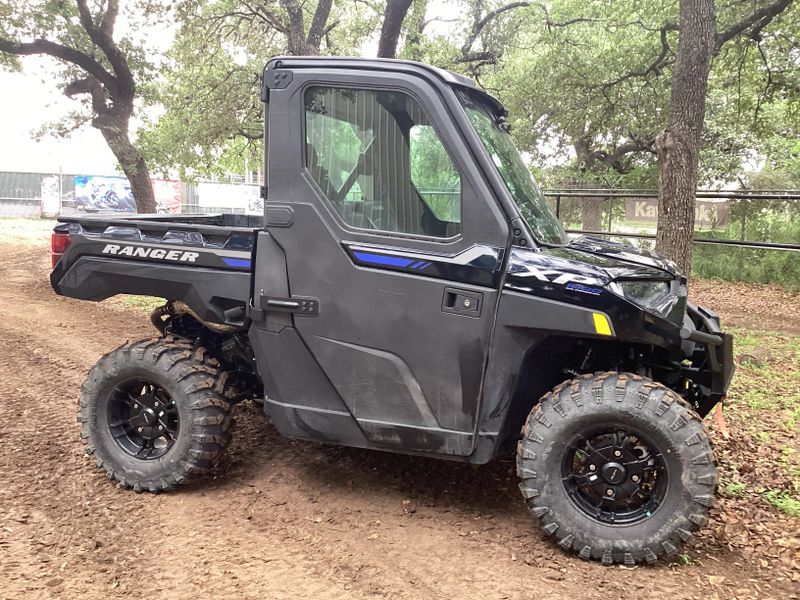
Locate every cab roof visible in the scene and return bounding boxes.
[264,56,505,115]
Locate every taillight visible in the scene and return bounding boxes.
[51,232,71,268]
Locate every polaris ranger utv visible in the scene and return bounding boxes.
[50,57,733,565]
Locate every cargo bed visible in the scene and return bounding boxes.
[50,213,263,326]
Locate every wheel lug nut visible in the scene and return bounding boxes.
[614,450,622,457]
[137,427,143,432]
[606,489,614,496]
[155,401,159,406]
[133,403,138,409]
[158,425,163,431]
[589,464,597,472]
[632,475,640,483]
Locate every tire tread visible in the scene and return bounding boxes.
[516,371,718,565]
[78,335,233,493]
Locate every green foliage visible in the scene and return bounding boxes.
[691,195,800,288]
[723,480,747,498]
[138,0,800,195]
[0,0,168,133]
[693,246,799,290]
[139,0,381,178]
[467,0,800,186]
[764,490,800,517]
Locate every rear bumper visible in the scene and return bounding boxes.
[683,303,735,416]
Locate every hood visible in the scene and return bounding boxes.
[505,243,687,328]
[507,245,672,291]
[564,235,682,279]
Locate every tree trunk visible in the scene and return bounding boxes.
[654,0,716,276]
[101,123,156,213]
[377,0,413,58]
[281,0,317,55]
[572,141,606,232]
[580,197,605,231]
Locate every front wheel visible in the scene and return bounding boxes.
[517,372,717,565]
[78,336,233,492]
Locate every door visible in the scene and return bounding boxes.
[257,67,509,457]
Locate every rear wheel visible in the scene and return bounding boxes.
[78,336,233,492]
[517,372,717,565]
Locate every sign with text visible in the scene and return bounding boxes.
[625,198,729,227]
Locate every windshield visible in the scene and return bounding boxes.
[458,91,567,246]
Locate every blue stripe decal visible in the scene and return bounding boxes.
[353,251,414,268]
[223,258,252,269]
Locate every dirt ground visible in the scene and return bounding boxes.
[1,229,798,600]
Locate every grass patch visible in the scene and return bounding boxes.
[723,326,800,518]
[0,217,56,245]
[764,490,800,517]
[726,326,800,424]
[104,295,165,314]
[676,553,694,566]
[723,481,747,498]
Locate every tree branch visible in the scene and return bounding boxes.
[454,50,497,65]
[715,0,793,51]
[599,23,678,89]
[378,0,413,58]
[75,0,132,90]
[532,3,600,32]
[0,37,117,90]
[753,39,774,125]
[306,0,333,52]
[64,76,109,119]
[420,16,459,34]
[461,1,529,60]
[100,0,119,37]
[280,0,311,54]
[458,2,601,67]
[473,1,530,36]
[597,136,656,169]
[237,1,287,34]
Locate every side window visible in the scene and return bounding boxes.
[304,86,462,238]
[410,125,461,224]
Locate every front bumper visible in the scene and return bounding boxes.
[682,302,735,416]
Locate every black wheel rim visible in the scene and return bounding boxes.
[561,425,668,525]
[107,379,179,460]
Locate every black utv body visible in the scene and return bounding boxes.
[51,57,733,565]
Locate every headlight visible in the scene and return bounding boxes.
[608,280,679,319]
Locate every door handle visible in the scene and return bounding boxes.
[442,287,482,317]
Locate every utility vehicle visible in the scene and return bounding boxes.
[50,57,733,565]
